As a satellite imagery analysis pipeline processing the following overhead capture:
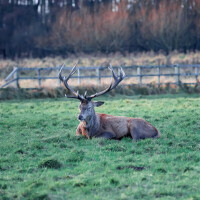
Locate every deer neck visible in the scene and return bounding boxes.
[82,113,100,138]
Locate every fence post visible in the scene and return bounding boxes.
[96,68,101,84]
[77,68,81,85]
[14,67,19,88]
[137,66,142,85]
[175,65,180,85]
[195,67,199,85]
[57,68,61,87]
[38,69,41,87]
[157,66,160,86]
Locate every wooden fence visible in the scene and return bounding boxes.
[1,64,200,88]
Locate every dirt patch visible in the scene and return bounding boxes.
[38,159,62,169]
[116,165,145,171]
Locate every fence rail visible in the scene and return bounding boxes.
[1,64,200,88]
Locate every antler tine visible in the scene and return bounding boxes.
[108,64,117,78]
[59,62,84,101]
[86,65,125,100]
[58,64,65,82]
[65,61,78,81]
[84,91,87,98]
[109,66,126,90]
[119,67,125,78]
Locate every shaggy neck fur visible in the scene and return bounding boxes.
[82,110,100,138]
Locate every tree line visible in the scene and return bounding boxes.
[0,0,200,58]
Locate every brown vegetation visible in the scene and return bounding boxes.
[1,51,200,73]
[1,83,200,100]
[1,0,200,58]
[1,51,200,88]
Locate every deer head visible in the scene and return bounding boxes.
[59,62,125,122]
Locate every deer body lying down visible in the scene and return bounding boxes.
[76,102,160,140]
[59,63,160,141]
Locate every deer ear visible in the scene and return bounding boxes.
[93,101,104,107]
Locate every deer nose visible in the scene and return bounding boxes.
[78,115,84,121]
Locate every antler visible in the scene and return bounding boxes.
[59,62,85,101]
[59,63,125,102]
[86,64,125,100]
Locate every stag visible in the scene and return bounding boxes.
[59,63,160,141]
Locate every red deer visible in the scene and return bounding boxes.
[59,63,161,141]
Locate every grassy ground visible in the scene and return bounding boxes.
[0,94,200,200]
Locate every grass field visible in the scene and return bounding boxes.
[0,94,200,200]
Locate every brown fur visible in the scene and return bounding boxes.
[76,112,160,141]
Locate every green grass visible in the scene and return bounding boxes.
[0,94,200,200]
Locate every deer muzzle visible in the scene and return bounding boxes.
[78,115,84,121]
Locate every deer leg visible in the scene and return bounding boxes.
[96,132,116,139]
[130,127,140,141]
[130,126,160,141]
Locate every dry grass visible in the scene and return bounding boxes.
[1,51,200,70]
[15,77,199,89]
[1,83,200,100]
[1,51,200,88]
